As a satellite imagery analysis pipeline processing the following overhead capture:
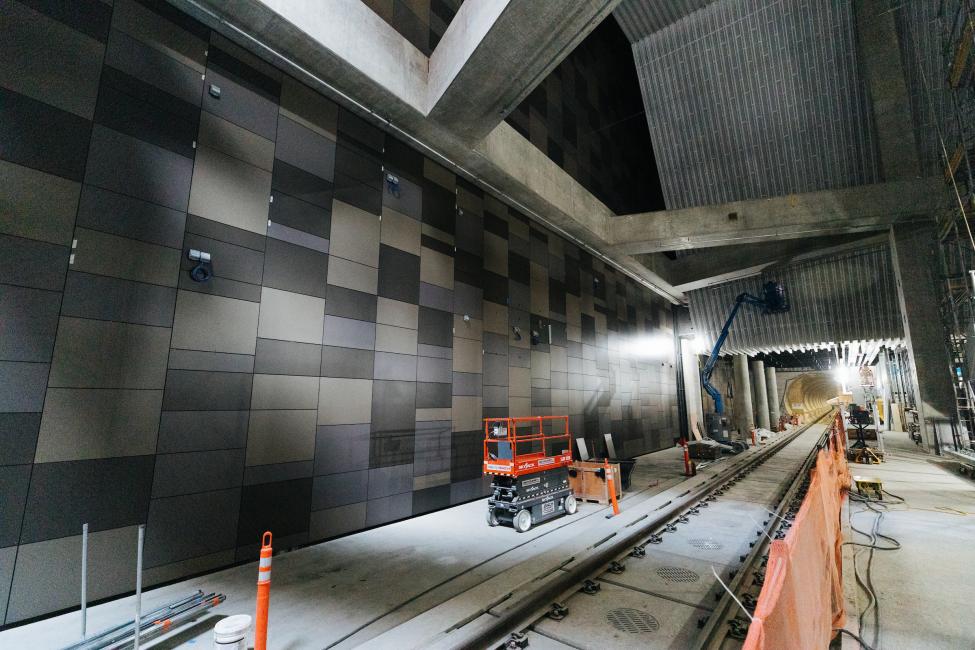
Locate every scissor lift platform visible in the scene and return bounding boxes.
[484,416,577,532]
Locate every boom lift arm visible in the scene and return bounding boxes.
[700,281,789,417]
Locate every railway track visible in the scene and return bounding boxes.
[356,413,831,650]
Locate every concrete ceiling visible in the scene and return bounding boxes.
[171,0,953,303]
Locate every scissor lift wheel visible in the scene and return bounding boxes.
[564,494,578,515]
[513,509,533,533]
[487,508,500,527]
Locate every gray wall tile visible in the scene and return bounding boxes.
[168,349,254,373]
[21,457,154,543]
[320,346,374,380]
[0,413,41,467]
[374,352,417,381]
[0,362,49,413]
[35,388,162,462]
[188,145,271,235]
[163,370,253,411]
[198,110,274,171]
[314,424,370,475]
[144,489,240,567]
[151,449,244,498]
[0,285,61,362]
[62,272,176,328]
[0,464,30,547]
[276,115,336,181]
[48,317,171,389]
[309,502,365,539]
[6,525,139,623]
[157,410,249,453]
[73,227,180,287]
[365,492,412,527]
[312,470,367,510]
[202,69,278,140]
[263,238,328,298]
[257,287,325,345]
[243,460,312,485]
[0,234,69,292]
[254,338,322,376]
[85,125,193,211]
[323,315,376,350]
[0,160,80,246]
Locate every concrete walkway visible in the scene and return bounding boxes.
[843,431,975,649]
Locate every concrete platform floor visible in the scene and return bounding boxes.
[843,431,975,650]
[0,442,748,649]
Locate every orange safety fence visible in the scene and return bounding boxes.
[743,411,851,650]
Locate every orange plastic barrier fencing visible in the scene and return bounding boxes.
[743,412,851,650]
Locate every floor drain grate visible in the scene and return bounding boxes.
[606,608,659,634]
[688,538,723,550]
[655,566,700,583]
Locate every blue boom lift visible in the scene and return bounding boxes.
[699,281,789,453]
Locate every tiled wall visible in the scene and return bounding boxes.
[0,0,679,625]
[505,19,665,215]
[360,0,464,56]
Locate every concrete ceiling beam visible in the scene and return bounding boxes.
[427,0,622,142]
[609,177,951,254]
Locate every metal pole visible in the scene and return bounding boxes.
[133,525,144,650]
[81,523,88,639]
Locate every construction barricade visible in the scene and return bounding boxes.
[743,412,850,650]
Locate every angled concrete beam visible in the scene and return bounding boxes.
[427,0,622,142]
[609,178,950,254]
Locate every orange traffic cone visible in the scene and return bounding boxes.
[255,532,272,650]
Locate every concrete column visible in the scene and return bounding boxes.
[889,223,956,451]
[680,346,706,439]
[766,366,780,429]
[877,349,892,431]
[751,359,770,430]
[733,354,755,438]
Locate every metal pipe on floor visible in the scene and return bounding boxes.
[133,525,144,650]
[81,523,88,640]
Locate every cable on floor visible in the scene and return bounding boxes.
[847,488,906,649]
[834,627,876,650]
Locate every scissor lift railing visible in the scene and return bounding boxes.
[483,415,572,477]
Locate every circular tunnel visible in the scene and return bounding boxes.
[782,372,841,418]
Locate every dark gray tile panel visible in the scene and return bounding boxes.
[144,488,240,567]
[378,245,420,304]
[62,272,176,327]
[314,424,370,475]
[151,449,245,498]
[77,185,186,249]
[415,382,451,409]
[243,460,313,486]
[20,456,154,543]
[269,194,331,246]
[262,238,328,298]
[202,68,278,140]
[311,470,368,510]
[370,380,416,437]
[167,349,255,373]
[0,465,30,547]
[275,115,336,181]
[365,492,412,527]
[254,339,323,377]
[157,410,249,453]
[105,28,203,105]
[325,285,377,323]
[0,362,49,413]
[272,159,333,210]
[162,370,253,411]
[320,346,374,379]
[85,125,193,211]
[0,88,91,181]
[0,285,61,363]
[185,214,266,252]
[0,235,69,292]
[0,413,41,467]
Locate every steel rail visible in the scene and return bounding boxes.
[409,417,828,650]
[693,410,834,649]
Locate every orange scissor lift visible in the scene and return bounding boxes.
[483,415,577,532]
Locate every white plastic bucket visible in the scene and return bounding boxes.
[213,614,252,649]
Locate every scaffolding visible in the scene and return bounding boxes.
[935,0,975,450]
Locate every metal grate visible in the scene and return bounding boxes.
[688,538,723,550]
[606,608,660,634]
[655,566,700,583]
